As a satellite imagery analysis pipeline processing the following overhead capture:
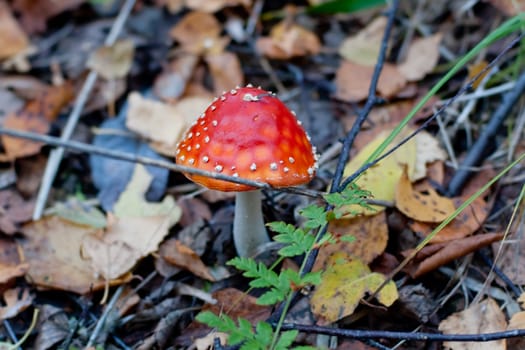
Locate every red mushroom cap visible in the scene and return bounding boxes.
[175,86,318,191]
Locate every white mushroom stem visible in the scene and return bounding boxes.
[233,190,270,257]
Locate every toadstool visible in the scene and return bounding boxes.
[175,85,318,257]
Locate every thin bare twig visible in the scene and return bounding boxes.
[33,0,137,220]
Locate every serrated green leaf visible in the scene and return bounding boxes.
[300,205,328,229]
[258,289,287,305]
[255,321,274,340]
[275,330,299,349]
[268,221,296,235]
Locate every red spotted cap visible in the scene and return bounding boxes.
[175,85,318,191]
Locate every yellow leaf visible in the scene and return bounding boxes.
[113,164,181,226]
[310,253,398,324]
[338,17,386,66]
[342,129,416,216]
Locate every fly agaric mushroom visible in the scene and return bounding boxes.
[175,85,318,257]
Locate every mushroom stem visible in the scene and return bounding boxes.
[233,190,270,257]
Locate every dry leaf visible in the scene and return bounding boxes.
[256,21,321,59]
[185,0,252,12]
[1,83,73,160]
[338,17,386,66]
[398,33,442,81]
[494,232,525,285]
[402,233,503,278]
[410,196,489,243]
[127,92,188,146]
[19,216,125,294]
[170,11,223,54]
[160,239,215,281]
[81,214,173,280]
[86,39,135,80]
[153,53,199,101]
[438,298,507,350]
[335,61,407,102]
[0,288,33,320]
[342,128,416,216]
[0,238,28,284]
[314,212,388,271]
[310,253,398,325]
[12,0,85,33]
[0,189,34,234]
[0,1,29,60]
[395,170,455,223]
[486,0,525,16]
[205,52,244,96]
[413,131,447,181]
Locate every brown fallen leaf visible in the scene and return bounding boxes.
[402,232,503,278]
[12,0,85,34]
[170,11,223,55]
[0,1,29,60]
[81,214,174,280]
[313,212,388,271]
[0,288,33,320]
[438,298,506,350]
[153,53,199,101]
[16,154,48,197]
[410,196,490,243]
[0,189,34,234]
[395,170,455,223]
[0,238,28,285]
[160,239,215,281]
[19,216,129,294]
[256,21,321,59]
[1,83,73,160]
[205,52,244,96]
[335,61,407,102]
[486,0,525,16]
[398,33,442,81]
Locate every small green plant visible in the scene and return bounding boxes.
[196,183,371,350]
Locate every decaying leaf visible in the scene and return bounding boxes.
[153,53,199,101]
[170,11,223,54]
[47,198,107,229]
[314,212,388,271]
[0,1,30,60]
[185,0,252,13]
[0,189,34,234]
[256,21,321,59]
[12,0,85,33]
[398,33,442,81]
[335,61,407,102]
[112,164,181,223]
[413,131,447,181]
[1,83,73,160]
[402,233,503,278]
[0,238,28,284]
[310,253,398,324]
[19,216,125,294]
[395,170,455,223]
[126,92,209,150]
[486,0,525,16]
[410,197,489,243]
[86,39,135,80]
[160,239,215,281]
[204,52,244,96]
[438,298,506,350]
[338,17,386,66]
[0,288,33,320]
[81,164,181,280]
[342,128,416,216]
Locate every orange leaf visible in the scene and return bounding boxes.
[395,170,455,223]
[160,239,215,281]
[314,212,388,271]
